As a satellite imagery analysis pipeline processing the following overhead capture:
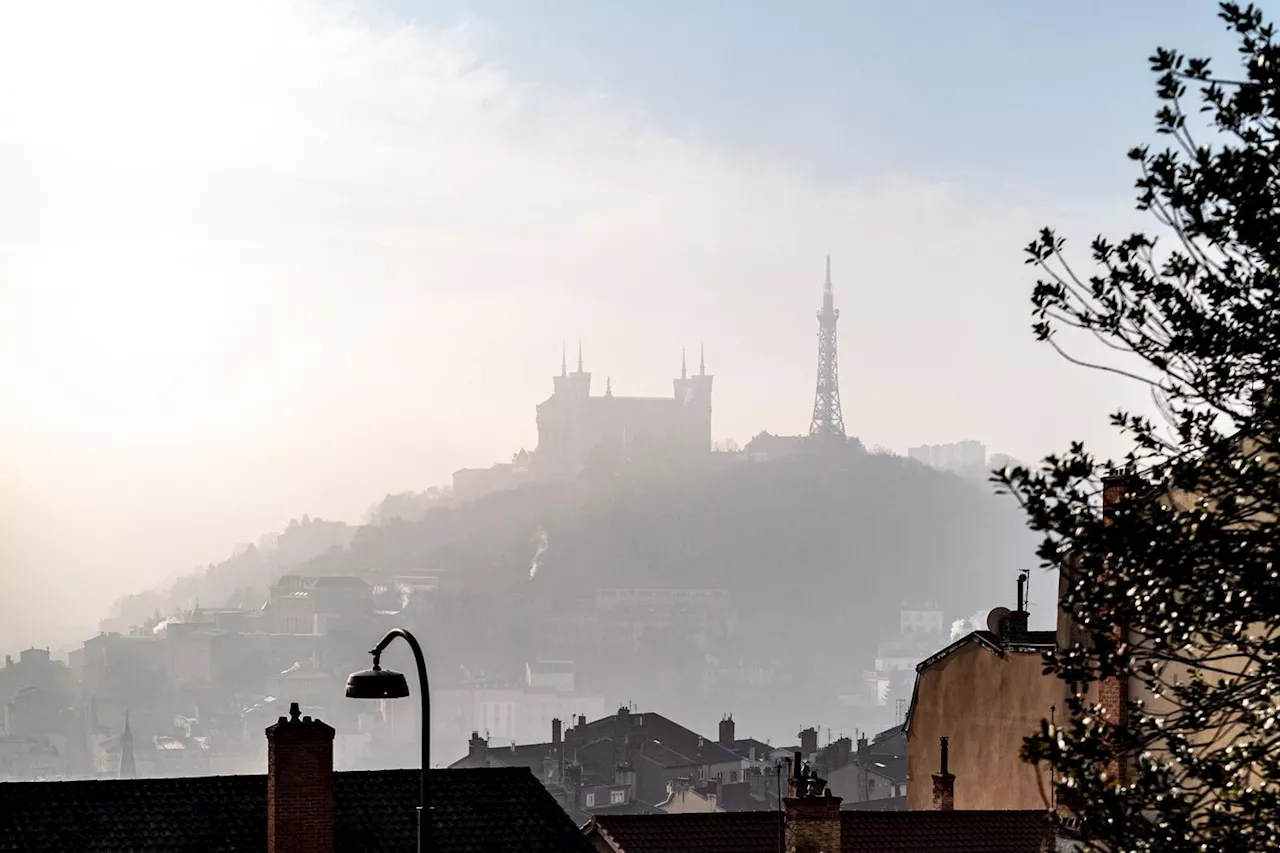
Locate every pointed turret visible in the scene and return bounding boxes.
[118,710,137,778]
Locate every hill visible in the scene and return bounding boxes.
[102,446,1035,741]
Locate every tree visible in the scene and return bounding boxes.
[999,4,1280,850]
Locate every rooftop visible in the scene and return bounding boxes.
[587,809,1063,853]
[0,767,592,853]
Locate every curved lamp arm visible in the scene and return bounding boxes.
[371,628,431,853]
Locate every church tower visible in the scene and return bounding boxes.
[552,340,592,398]
[674,345,713,450]
[809,256,846,440]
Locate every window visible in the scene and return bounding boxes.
[730,771,739,782]
[610,790,625,805]
[585,793,596,808]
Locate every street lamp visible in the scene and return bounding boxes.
[346,628,431,853]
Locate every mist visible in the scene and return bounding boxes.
[0,0,1173,804]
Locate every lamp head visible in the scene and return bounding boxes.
[345,664,410,700]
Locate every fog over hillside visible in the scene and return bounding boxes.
[0,0,1183,797]
[98,446,1039,751]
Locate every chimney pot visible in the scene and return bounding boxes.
[718,715,736,747]
[932,736,955,811]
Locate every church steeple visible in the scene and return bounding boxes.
[699,343,706,376]
[118,709,137,778]
[561,343,567,377]
[577,338,584,373]
[682,347,688,380]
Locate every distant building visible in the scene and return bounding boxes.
[907,440,987,476]
[742,431,809,461]
[533,344,712,481]
[453,450,533,503]
[266,575,372,635]
[594,588,736,652]
[816,726,907,806]
[434,661,606,758]
[583,752,1077,853]
[451,706,752,821]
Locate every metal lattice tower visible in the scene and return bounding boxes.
[808,255,846,440]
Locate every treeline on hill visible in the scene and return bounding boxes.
[107,449,1036,658]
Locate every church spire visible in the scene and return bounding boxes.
[681,346,687,380]
[561,343,567,377]
[118,709,137,778]
[605,376,613,396]
[699,343,706,376]
[577,338,583,373]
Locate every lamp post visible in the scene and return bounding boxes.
[345,628,431,853]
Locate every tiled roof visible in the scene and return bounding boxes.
[842,810,1055,853]
[589,811,780,853]
[577,712,742,768]
[0,767,593,853]
[841,795,906,812]
[587,809,1058,853]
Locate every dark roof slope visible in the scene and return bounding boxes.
[577,712,741,767]
[0,767,593,853]
[587,809,1058,853]
[589,811,779,853]
[840,795,906,812]
[843,810,1055,853]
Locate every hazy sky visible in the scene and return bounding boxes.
[0,1,1240,649]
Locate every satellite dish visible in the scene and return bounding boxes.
[986,607,1013,635]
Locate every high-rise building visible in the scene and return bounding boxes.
[907,441,987,475]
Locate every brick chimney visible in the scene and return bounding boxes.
[1098,470,1135,782]
[798,727,818,758]
[468,730,488,764]
[931,736,955,811]
[718,714,735,747]
[551,717,562,746]
[266,702,335,853]
[784,750,842,853]
[613,706,633,770]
